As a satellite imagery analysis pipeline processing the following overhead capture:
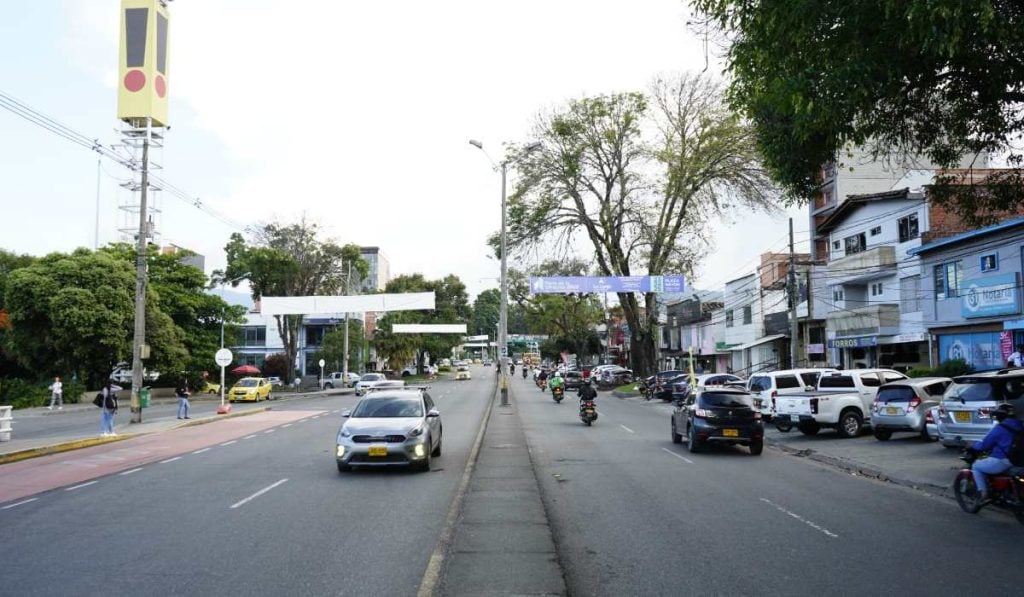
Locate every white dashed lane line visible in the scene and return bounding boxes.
[759,498,839,538]
[160,456,182,464]
[193,448,211,454]
[230,479,289,509]
[264,429,275,434]
[220,440,237,446]
[120,467,143,476]
[661,447,694,464]
[283,423,293,428]
[65,481,98,491]
[620,425,635,434]
[2,498,38,510]
[243,435,257,440]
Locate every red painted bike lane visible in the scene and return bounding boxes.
[0,410,322,505]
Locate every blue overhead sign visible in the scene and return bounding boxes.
[529,275,685,295]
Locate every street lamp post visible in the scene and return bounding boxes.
[470,140,541,407]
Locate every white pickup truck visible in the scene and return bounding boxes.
[774,369,909,437]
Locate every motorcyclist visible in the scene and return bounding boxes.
[537,368,549,389]
[548,371,564,393]
[969,403,1024,501]
[510,362,515,375]
[577,377,597,406]
[522,365,528,379]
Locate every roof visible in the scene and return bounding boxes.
[908,216,1024,256]
[817,188,915,234]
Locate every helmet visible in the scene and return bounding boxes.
[994,403,1015,421]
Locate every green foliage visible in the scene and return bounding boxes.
[0,377,86,409]
[907,359,975,378]
[313,321,364,374]
[373,274,471,372]
[471,288,501,337]
[691,0,1024,220]
[262,353,291,380]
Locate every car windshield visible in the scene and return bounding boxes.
[362,374,384,382]
[700,392,753,408]
[351,397,423,418]
[876,386,916,403]
[235,379,258,388]
[819,375,855,388]
[946,381,995,403]
[748,376,771,392]
[457,366,468,371]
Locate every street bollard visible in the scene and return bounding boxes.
[0,405,13,442]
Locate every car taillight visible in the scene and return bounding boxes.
[979,408,992,419]
[753,411,762,420]
[770,390,778,408]
[810,398,819,415]
[939,406,946,416]
[907,397,921,412]
[925,409,934,424]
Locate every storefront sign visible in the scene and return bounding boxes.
[828,336,878,349]
[806,343,825,354]
[961,274,1020,319]
[940,332,1003,370]
[1001,331,1014,363]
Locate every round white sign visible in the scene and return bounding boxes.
[319,359,326,368]
[215,348,233,367]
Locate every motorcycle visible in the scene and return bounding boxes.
[637,376,656,401]
[522,368,528,380]
[552,385,564,403]
[580,399,598,425]
[953,449,1024,525]
[537,377,547,392]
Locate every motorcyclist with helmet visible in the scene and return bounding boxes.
[969,402,1024,501]
[577,376,597,405]
[548,371,564,393]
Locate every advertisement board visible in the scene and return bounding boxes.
[961,274,1020,319]
[939,331,1003,370]
[529,275,685,295]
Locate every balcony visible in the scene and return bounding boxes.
[828,246,896,285]
[826,304,900,337]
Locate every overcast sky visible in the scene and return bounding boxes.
[0,0,805,300]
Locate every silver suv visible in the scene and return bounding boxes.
[869,377,952,440]
[935,370,1024,448]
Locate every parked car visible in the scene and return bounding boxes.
[267,376,283,388]
[774,368,909,437]
[746,368,836,419]
[201,381,221,395]
[321,372,360,389]
[335,387,442,472]
[649,370,687,400]
[935,370,1024,448]
[870,377,953,440]
[671,388,764,455]
[598,367,634,386]
[228,377,273,402]
[671,373,744,402]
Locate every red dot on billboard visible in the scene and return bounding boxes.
[124,70,146,92]
[155,75,166,98]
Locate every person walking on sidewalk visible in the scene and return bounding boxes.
[47,376,63,410]
[100,380,121,436]
[176,379,191,419]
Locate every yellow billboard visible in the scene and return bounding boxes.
[117,0,170,127]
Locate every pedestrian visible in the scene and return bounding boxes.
[1008,345,1024,368]
[47,376,63,410]
[176,379,191,419]
[100,380,121,436]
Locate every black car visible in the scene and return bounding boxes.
[654,372,687,400]
[670,388,764,455]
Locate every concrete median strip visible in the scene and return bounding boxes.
[0,406,271,466]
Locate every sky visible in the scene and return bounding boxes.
[0,0,806,301]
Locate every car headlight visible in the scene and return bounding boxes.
[336,445,345,458]
[408,424,425,437]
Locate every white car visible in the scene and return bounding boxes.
[354,373,399,396]
[746,369,836,419]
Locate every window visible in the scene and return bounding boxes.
[860,374,882,388]
[882,372,908,384]
[775,375,801,389]
[981,253,999,272]
[800,371,823,386]
[900,275,921,313]
[844,232,867,255]
[832,240,841,251]
[935,261,962,300]
[898,214,919,242]
[241,327,266,346]
[725,310,734,328]
[742,305,752,325]
[869,226,881,236]
[833,289,844,302]
[871,283,884,296]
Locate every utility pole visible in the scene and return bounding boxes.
[343,262,352,385]
[788,217,799,369]
[129,118,152,424]
[498,161,510,406]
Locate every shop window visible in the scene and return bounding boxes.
[980,253,998,272]
[935,261,962,300]
[844,232,866,255]
[869,226,881,236]
[241,327,266,347]
[898,214,919,242]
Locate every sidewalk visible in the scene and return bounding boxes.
[437,382,566,596]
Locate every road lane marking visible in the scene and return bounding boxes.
[620,425,635,434]
[661,447,694,464]
[264,429,275,434]
[2,498,38,510]
[230,479,289,509]
[283,423,293,428]
[65,481,98,491]
[759,498,838,538]
[120,468,143,476]
[193,448,211,454]
[220,440,237,446]
[243,434,257,439]
[160,457,182,464]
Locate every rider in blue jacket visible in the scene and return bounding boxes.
[970,403,1024,500]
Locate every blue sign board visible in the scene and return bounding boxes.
[827,336,878,349]
[961,274,1020,319]
[939,331,1003,370]
[529,275,685,295]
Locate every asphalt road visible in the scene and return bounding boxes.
[0,373,492,597]
[516,377,1024,596]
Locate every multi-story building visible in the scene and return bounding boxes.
[911,216,1024,370]
[233,310,366,376]
[661,291,728,373]
[359,246,390,292]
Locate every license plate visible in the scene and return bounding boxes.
[886,407,899,415]
[584,409,595,415]
[954,411,971,423]
[368,446,387,457]
[722,429,739,437]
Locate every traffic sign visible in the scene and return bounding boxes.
[215,348,233,367]
[500,347,508,357]
[319,359,326,368]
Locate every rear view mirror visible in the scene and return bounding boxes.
[341,410,351,418]
[427,409,440,418]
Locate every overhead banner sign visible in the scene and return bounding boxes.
[393,324,468,334]
[260,292,435,316]
[529,275,685,295]
[464,334,489,342]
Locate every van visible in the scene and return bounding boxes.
[746,369,835,419]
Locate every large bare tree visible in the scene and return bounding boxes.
[503,73,778,375]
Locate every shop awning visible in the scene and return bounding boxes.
[728,334,787,352]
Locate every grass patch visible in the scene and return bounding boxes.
[613,383,641,396]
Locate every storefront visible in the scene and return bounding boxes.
[827,334,927,372]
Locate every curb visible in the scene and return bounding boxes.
[0,406,271,466]
[767,439,953,499]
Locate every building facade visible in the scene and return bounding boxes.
[359,246,391,292]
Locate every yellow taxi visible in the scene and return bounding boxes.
[228,377,273,402]
[201,381,221,395]
[454,365,472,381]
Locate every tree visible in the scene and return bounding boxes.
[313,320,364,373]
[0,250,36,379]
[521,260,604,363]
[503,75,777,375]
[262,353,291,380]
[218,219,367,383]
[691,0,1024,221]
[471,289,501,337]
